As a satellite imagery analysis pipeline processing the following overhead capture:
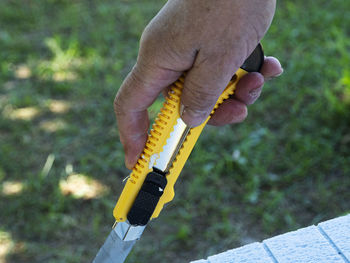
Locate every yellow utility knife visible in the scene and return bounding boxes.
[93,44,264,263]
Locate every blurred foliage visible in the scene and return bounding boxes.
[0,0,349,262]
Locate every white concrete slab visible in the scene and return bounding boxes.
[207,242,276,263]
[263,225,344,263]
[319,214,350,262]
[190,242,276,263]
[190,214,350,263]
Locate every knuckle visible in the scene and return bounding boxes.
[140,31,153,52]
[140,23,156,44]
[183,80,218,111]
[248,22,264,45]
[127,67,144,87]
[140,24,165,59]
[113,71,140,117]
[113,93,124,117]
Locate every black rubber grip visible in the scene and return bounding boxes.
[127,170,167,226]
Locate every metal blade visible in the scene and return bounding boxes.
[93,228,136,263]
[150,117,190,174]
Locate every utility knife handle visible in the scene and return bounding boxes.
[113,44,264,223]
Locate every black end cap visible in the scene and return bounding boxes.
[127,171,167,226]
[240,43,264,73]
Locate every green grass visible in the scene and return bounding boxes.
[0,0,349,262]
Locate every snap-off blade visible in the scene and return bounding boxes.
[92,228,136,263]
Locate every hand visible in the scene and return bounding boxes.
[114,0,282,169]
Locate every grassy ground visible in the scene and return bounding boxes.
[0,0,349,262]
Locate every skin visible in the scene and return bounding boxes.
[114,0,283,169]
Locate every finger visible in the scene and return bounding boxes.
[234,72,265,105]
[260,56,283,80]
[234,56,283,105]
[209,56,283,125]
[180,49,241,127]
[208,98,248,126]
[114,63,181,169]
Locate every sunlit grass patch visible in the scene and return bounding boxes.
[52,71,78,82]
[36,37,82,82]
[0,231,13,262]
[8,107,39,121]
[39,119,67,132]
[59,173,109,199]
[14,65,31,79]
[1,181,24,196]
[48,99,71,114]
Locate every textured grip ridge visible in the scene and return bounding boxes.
[128,76,185,185]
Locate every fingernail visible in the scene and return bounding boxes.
[124,148,139,170]
[181,107,208,127]
[266,68,284,81]
[276,67,284,76]
[265,76,278,81]
[125,155,139,170]
[125,159,132,170]
[180,103,185,116]
[274,67,284,77]
[124,152,133,170]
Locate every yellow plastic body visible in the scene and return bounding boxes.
[113,68,248,222]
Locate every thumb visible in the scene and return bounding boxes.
[114,62,180,169]
[180,50,242,127]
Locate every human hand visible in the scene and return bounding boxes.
[114,0,282,169]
